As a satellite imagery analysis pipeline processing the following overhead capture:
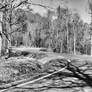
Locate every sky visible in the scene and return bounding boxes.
[31,0,91,23]
[66,0,90,23]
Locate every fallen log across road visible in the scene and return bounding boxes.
[1,48,92,92]
[0,65,68,92]
[1,57,92,92]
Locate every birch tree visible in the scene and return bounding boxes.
[88,0,92,56]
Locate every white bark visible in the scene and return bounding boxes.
[73,24,76,55]
[0,33,2,55]
[0,13,3,55]
[91,35,92,56]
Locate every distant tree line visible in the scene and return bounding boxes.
[10,6,91,55]
[0,0,91,55]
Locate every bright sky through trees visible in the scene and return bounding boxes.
[31,0,90,23]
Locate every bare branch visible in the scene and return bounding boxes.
[0,4,7,10]
[9,22,26,35]
[27,2,54,10]
[11,0,16,3]
[12,0,54,10]
[2,31,11,42]
[9,26,22,35]
[13,0,28,9]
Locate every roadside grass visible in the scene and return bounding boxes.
[0,51,92,92]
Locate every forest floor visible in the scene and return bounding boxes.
[0,47,92,92]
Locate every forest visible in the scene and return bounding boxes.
[0,0,91,56]
[0,0,92,92]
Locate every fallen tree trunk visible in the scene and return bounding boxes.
[1,58,92,91]
[0,67,67,92]
[67,63,92,86]
[1,48,92,92]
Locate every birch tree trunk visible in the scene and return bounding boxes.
[0,12,3,56]
[90,10,92,56]
[0,22,2,56]
[60,40,63,53]
[66,20,69,53]
[91,35,92,56]
[73,24,76,55]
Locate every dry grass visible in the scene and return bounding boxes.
[0,50,92,92]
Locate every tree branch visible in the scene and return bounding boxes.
[0,66,67,92]
[9,22,26,35]
[13,0,54,10]
[11,0,16,3]
[0,4,7,10]
[27,2,54,10]
[9,26,22,35]
[13,0,28,9]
